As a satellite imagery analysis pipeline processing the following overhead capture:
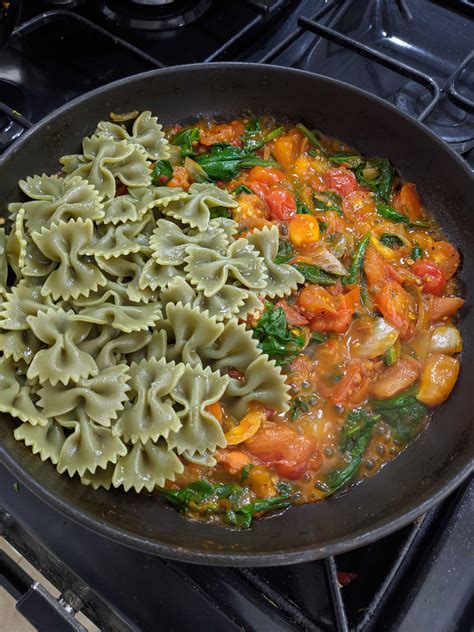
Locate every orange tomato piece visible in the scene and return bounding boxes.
[417,353,460,406]
[167,165,191,190]
[205,401,223,422]
[428,296,464,323]
[375,281,416,339]
[199,120,245,146]
[342,190,376,222]
[399,183,422,220]
[273,130,303,169]
[247,165,285,185]
[364,246,403,292]
[288,214,320,247]
[428,241,460,280]
[245,422,317,480]
[246,465,276,498]
[297,285,338,316]
[371,355,421,399]
[215,449,252,474]
[225,406,266,445]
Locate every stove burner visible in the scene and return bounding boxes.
[100,0,213,31]
[394,80,474,151]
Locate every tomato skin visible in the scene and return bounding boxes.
[428,296,464,323]
[248,165,285,185]
[324,168,358,196]
[273,131,302,169]
[248,181,271,201]
[276,300,309,326]
[375,281,415,339]
[364,246,404,292]
[265,187,297,220]
[304,287,359,334]
[412,260,446,295]
[245,422,317,479]
[399,183,422,220]
[428,241,460,279]
[342,190,376,222]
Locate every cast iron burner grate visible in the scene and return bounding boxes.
[99,0,214,31]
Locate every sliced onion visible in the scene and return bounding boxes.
[307,243,349,276]
[429,325,462,355]
[350,317,399,359]
[410,330,431,364]
[184,156,209,179]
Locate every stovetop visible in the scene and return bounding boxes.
[0,1,473,631]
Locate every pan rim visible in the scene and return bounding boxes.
[0,62,473,565]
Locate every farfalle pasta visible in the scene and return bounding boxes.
[3,111,452,531]
[1,111,300,520]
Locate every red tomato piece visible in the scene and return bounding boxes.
[428,296,464,322]
[324,168,358,197]
[245,422,317,480]
[276,300,309,326]
[364,246,404,292]
[375,281,415,339]
[412,260,446,296]
[249,181,271,201]
[265,187,297,220]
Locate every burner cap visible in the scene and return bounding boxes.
[100,0,213,31]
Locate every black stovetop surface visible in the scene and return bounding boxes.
[0,1,473,630]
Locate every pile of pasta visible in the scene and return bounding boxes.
[0,112,303,493]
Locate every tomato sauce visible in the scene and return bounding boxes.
[162,118,463,526]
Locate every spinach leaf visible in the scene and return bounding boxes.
[292,262,338,285]
[354,158,394,202]
[274,239,295,264]
[244,126,285,151]
[411,244,423,260]
[329,153,364,168]
[296,123,324,151]
[233,184,253,196]
[343,232,371,285]
[241,464,254,482]
[152,159,173,185]
[311,331,327,344]
[253,302,305,365]
[371,386,427,443]
[290,396,310,420]
[383,344,399,367]
[209,207,232,220]
[196,142,279,181]
[376,203,428,227]
[296,199,312,214]
[171,127,200,157]
[380,233,405,249]
[313,191,343,216]
[326,409,380,495]
[162,478,292,528]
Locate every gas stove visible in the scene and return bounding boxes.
[0,1,473,630]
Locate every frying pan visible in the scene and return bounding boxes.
[0,64,473,566]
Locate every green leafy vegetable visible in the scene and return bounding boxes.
[377,203,428,227]
[274,239,295,265]
[253,302,305,365]
[290,396,310,420]
[354,158,394,202]
[162,479,291,528]
[152,159,173,184]
[329,153,364,168]
[326,409,380,495]
[380,233,405,249]
[411,245,423,260]
[277,480,293,495]
[171,128,200,157]
[292,262,338,286]
[233,184,253,196]
[296,123,324,151]
[371,386,427,443]
[209,207,232,220]
[196,142,279,181]
[241,464,254,482]
[343,232,371,285]
[311,331,327,344]
[241,119,284,151]
[296,199,311,214]
[313,191,343,216]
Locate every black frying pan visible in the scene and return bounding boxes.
[0,64,472,566]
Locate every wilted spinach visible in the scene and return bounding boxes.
[253,302,305,365]
[371,386,427,443]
